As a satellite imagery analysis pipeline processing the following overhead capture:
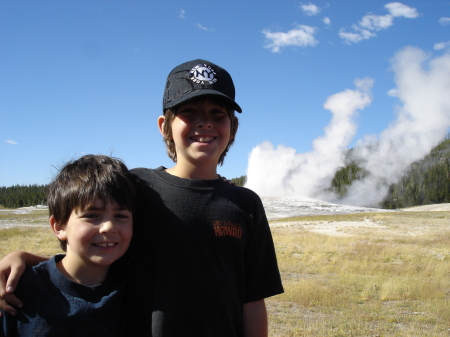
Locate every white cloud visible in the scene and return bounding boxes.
[384,2,419,18]
[323,17,331,26]
[300,3,321,16]
[434,41,450,50]
[339,2,419,44]
[179,9,185,19]
[5,140,17,145]
[263,25,318,53]
[196,23,213,32]
[387,88,398,97]
[339,25,376,44]
[439,17,450,26]
[359,14,393,30]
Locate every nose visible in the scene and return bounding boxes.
[196,112,213,128]
[99,219,117,234]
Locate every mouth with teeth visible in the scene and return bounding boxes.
[93,242,117,247]
[191,136,216,143]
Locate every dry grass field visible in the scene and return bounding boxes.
[267,207,450,336]
[0,209,59,258]
[1,205,450,336]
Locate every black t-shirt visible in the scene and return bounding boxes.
[126,167,283,337]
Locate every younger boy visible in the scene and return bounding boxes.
[0,155,135,336]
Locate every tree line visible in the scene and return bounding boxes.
[231,175,247,187]
[0,184,47,208]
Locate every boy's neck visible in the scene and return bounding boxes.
[57,257,109,286]
[165,162,219,180]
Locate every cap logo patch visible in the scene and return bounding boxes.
[189,64,217,85]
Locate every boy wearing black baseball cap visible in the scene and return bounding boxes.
[0,60,283,337]
[127,59,283,336]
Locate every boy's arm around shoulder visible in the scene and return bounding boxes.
[0,251,48,316]
[243,299,268,337]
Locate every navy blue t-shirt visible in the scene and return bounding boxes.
[0,255,126,337]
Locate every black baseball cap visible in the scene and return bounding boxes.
[162,59,242,113]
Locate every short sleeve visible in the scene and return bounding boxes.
[243,195,284,303]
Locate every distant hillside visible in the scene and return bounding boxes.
[381,138,450,208]
[330,138,450,209]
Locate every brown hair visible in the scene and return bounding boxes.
[162,96,239,166]
[47,154,136,251]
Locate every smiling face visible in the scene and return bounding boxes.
[160,96,238,167]
[52,198,133,272]
[159,98,235,176]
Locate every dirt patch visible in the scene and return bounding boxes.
[270,207,450,237]
[400,203,450,212]
[0,206,49,229]
[270,217,389,236]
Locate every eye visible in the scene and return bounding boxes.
[210,108,227,120]
[81,213,98,219]
[212,109,225,114]
[116,211,132,219]
[177,107,196,115]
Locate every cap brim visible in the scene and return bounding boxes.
[164,89,242,113]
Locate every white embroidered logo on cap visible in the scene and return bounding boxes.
[189,64,218,85]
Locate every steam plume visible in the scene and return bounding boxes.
[245,47,450,207]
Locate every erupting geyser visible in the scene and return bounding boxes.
[245,47,450,207]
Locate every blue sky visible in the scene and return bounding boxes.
[1,0,450,190]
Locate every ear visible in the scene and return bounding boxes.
[49,215,67,241]
[157,115,166,137]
